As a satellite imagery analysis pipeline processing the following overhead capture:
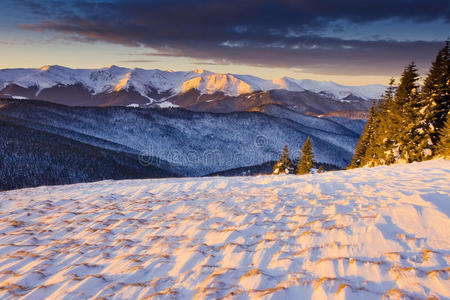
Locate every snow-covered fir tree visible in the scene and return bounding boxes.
[296,137,314,175]
[394,62,421,162]
[370,78,397,165]
[411,41,450,160]
[349,101,380,168]
[437,112,450,157]
[273,145,294,175]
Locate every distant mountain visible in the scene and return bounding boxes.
[0,65,385,108]
[0,117,178,191]
[0,98,364,186]
[166,89,374,118]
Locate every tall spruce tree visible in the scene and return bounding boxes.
[392,62,420,162]
[411,42,450,160]
[349,101,379,168]
[297,137,314,175]
[273,145,294,175]
[371,78,397,165]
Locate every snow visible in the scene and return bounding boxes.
[11,96,28,100]
[4,94,28,100]
[0,65,386,100]
[126,103,139,108]
[0,160,449,299]
[271,77,305,92]
[281,78,386,100]
[157,101,179,108]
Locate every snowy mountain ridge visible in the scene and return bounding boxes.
[0,65,385,101]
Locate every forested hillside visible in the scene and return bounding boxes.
[0,119,177,190]
[350,42,450,168]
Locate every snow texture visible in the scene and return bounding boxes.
[0,65,385,100]
[0,160,449,299]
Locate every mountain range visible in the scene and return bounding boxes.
[0,66,385,190]
[0,65,385,109]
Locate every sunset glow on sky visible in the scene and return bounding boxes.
[1,0,449,85]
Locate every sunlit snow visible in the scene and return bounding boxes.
[0,160,448,299]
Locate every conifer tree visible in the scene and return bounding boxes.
[371,78,397,165]
[412,42,450,160]
[273,145,294,175]
[297,137,314,175]
[349,101,380,168]
[392,62,420,162]
[437,113,450,157]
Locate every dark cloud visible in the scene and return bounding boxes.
[131,38,443,75]
[17,0,450,75]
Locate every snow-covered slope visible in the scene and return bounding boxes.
[0,160,449,299]
[0,65,385,101]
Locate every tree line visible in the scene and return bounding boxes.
[349,42,450,168]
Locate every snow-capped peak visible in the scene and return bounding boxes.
[40,65,51,71]
[193,69,206,74]
[272,77,305,92]
[182,73,255,96]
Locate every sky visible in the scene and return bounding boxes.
[0,0,449,85]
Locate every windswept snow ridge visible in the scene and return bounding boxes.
[0,160,449,299]
[0,65,385,100]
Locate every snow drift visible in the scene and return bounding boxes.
[0,160,449,299]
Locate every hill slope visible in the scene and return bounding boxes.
[0,119,178,190]
[0,160,449,299]
[0,99,361,177]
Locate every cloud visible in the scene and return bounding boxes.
[16,0,450,75]
[192,61,232,66]
[118,59,156,63]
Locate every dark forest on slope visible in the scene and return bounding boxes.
[0,119,178,190]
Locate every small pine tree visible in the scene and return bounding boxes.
[437,113,450,157]
[297,137,314,175]
[273,145,294,175]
